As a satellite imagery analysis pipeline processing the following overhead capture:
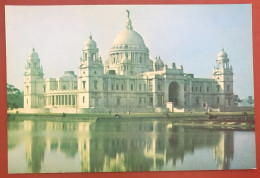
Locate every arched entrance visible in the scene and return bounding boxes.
[169,82,180,106]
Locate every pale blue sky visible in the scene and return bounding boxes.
[5,5,254,98]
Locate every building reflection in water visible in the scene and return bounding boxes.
[213,131,234,170]
[14,119,235,173]
[24,120,46,173]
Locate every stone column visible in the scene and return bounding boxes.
[52,95,54,106]
[54,95,56,106]
[164,80,168,107]
[153,78,157,108]
[178,81,185,108]
[46,96,48,106]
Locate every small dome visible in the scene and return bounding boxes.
[84,35,97,49]
[153,57,164,65]
[28,48,38,59]
[61,71,77,79]
[217,48,228,58]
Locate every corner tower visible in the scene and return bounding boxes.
[24,48,45,108]
[212,48,234,106]
[78,35,104,108]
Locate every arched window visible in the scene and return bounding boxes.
[94,81,98,90]
[216,85,220,92]
[227,85,230,92]
[117,98,120,105]
[82,81,86,89]
[63,85,66,90]
[157,82,161,91]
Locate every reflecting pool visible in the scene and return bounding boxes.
[8,119,256,173]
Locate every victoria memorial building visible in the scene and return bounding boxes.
[23,11,234,113]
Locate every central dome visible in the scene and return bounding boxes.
[113,29,146,46]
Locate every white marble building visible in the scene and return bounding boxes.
[23,11,234,113]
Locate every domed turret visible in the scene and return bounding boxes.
[217,48,229,64]
[217,48,228,58]
[27,47,39,59]
[84,35,97,50]
[153,57,164,71]
[153,56,164,65]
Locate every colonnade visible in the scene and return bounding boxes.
[46,95,77,106]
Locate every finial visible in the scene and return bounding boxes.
[89,33,92,39]
[125,10,133,30]
[32,45,35,51]
[126,9,130,18]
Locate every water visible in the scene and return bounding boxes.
[8,119,256,173]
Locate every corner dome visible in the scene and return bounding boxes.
[153,57,164,65]
[217,48,228,58]
[113,30,146,47]
[28,48,38,59]
[84,35,97,49]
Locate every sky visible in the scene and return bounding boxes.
[5,5,254,98]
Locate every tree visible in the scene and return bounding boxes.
[247,96,254,106]
[7,83,23,110]
[233,94,242,106]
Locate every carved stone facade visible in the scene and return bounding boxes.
[23,12,234,113]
